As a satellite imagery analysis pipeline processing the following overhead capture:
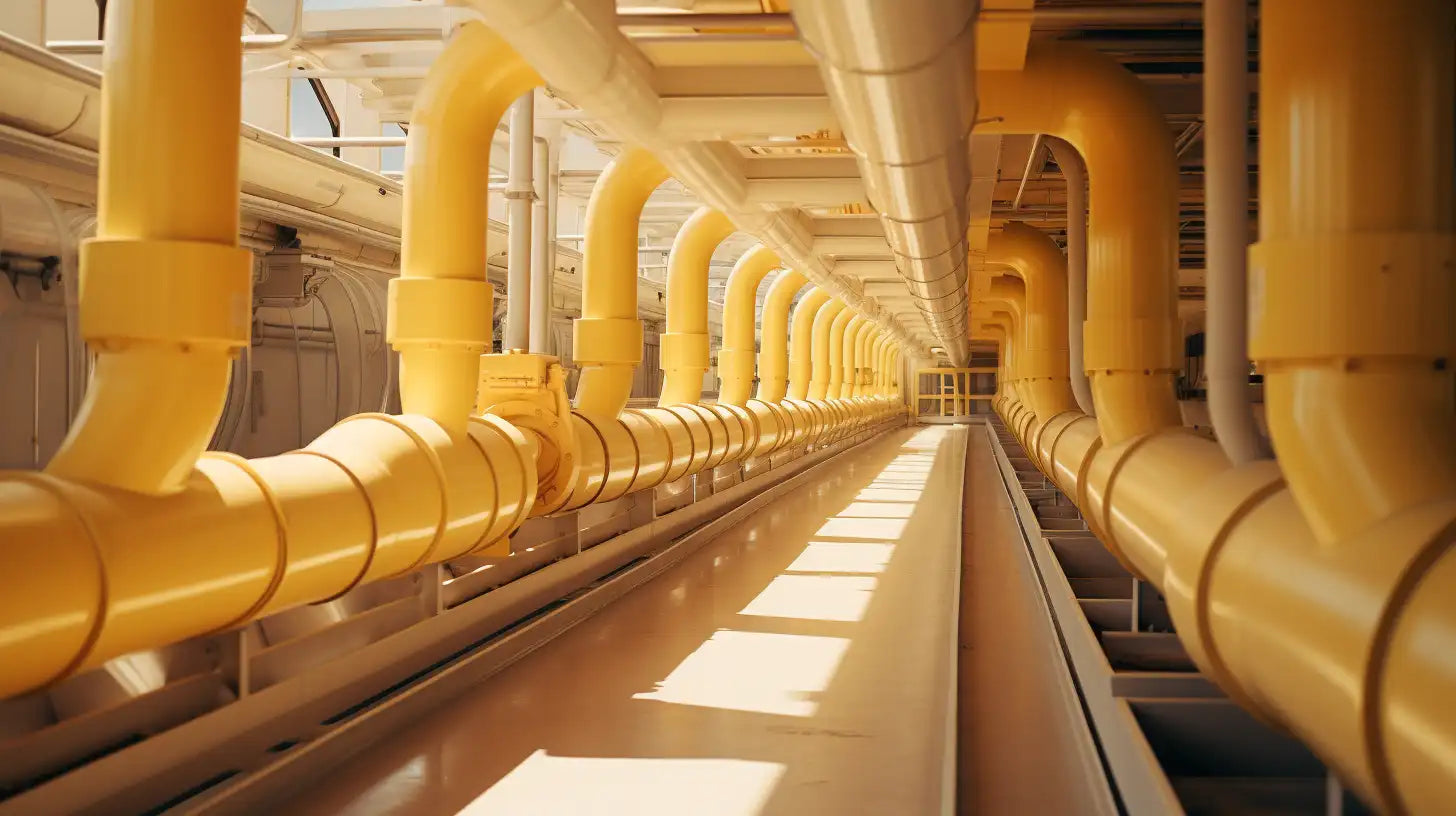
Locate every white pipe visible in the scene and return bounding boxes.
[792,0,976,365]
[464,0,933,362]
[1204,0,1268,462]
[504,92,535,351]
[529,134,553,353]
[292,136,407,148]
[1045,137,1095,416]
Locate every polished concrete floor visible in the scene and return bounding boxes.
[286,426,966,815]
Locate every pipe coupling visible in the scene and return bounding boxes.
[660,331,710,372]
[1250,232,1455,362]
[79,239,251,351]
[1082,316,1180,374]
[387,277,494,351]
[573,316,643,366]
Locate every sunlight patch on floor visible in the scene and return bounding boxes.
[632,630,850,717]
[457,751,786,816]
[836,500,915,519]
[739,574,879,622]
[783,541,896,575]
[816,515,908,540]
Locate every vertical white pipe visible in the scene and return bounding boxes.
[504,91,534,350]
[1204,0,1268,462]
[1045,137,1095,416]
[529,134,552,353]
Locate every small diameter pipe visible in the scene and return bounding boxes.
[1204,0,1269,462]
[529,135,552,354]
[1045,137,1096,416]
[504,91,534,351]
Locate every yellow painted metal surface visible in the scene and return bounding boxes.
[718,244,782,405]
[660,207,736,407]
[390,22,540,431]
[45,0,252,494]
[756,269,808,403]
[574,148,669,419]
[788,288,832,400]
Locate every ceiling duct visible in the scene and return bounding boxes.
[794,0,977,365]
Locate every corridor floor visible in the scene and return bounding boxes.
[284,426,966,815]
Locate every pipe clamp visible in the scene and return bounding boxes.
[1251,232,1455,360]
[573,317,643,366]
[79,238,251,349]
[387,277,494,350]
[1083,316,1179,372]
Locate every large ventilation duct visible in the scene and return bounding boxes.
[794,0,977,366]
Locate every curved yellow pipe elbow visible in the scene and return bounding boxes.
[574,147,670,419]
[659,207,736,406]
[809,299,848,400]
[850,324,876,398]
[718,244,782,405]
[788,288,832,400]
[833,313,864,400]
[387,23,541,432]
[979,42,1181,445]
[756,269,808,403]
[988,222,1079,424]
[44,0,252,495]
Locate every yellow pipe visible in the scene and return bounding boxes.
[1249,0,1456,546]
[387,23,541,432]
[833,313,865,400]
[44,0,253,494]
[574,147,670,419]
[718,244,782,405]
[851,324,876,398]
[867,332,889,397]
[809,299,848,400]
[1020,3,1456,809]
[987,222,1078,425]
[756,268,808,403]
[0,11,539,696]
[659,207,735,406]
[979,42,1182,446]
[788,288,832,400]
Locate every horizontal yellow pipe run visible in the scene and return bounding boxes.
[574,147,669,419]
[660,207,736,406]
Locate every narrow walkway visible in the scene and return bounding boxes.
[286,426,966,816]
[957,428,1105,814]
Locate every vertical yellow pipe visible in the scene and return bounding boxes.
[849,321,875,398]
[867,333,888,396]
[1251,0,1456,544]
[789,288,832,399]
[45,0,253,494]
[810,300,848,400]
[388,23,541,431]
[988,222,1079,422]
[718,244,782,405]
[660,207,736,406]
[756,268,808,402]
[833,313,864,400]
[979,43,1182,445]
[574,148,670,418]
